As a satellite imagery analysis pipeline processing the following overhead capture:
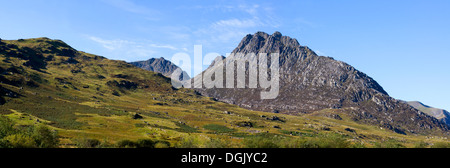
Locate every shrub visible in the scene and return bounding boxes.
[0,117,16,138]
[136,139,155,148]
[0,117,59,148]
[176,136,200,148]
[204,138,231,148]
[3,134,37,148]
[32,125,59,148]
[0,139,9,148]
[234,121,253,128]
[75,138,101,148]
[112,90,120,96]
[116,139,137,148]
[154,141,170,148]
[115,139,169,148]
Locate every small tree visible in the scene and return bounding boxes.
[3,134,37,148]
[136,139,155,148]
[32,125,59,148]
[75,138,101,148]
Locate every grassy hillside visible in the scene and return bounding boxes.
[0,38,449,148]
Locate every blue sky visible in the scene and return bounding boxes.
[0,0,449,110]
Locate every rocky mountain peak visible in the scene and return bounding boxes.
[194,31,449,134]
[130,57,190,80]
[233,31,301,55]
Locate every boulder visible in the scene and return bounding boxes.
[132,113,143,119]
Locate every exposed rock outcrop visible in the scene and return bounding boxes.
[130,57,190,81]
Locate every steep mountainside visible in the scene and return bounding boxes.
[130,57,190,81]
[194,31,449,135]
[407,101,450,126]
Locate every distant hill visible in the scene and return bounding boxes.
[407,101,450,126]
[130,57,190,81]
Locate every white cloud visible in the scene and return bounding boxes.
[194,2,281,43]
[195,16,265,45]
[194,3,261,16]
[212,18,260,28]
[148,44,178,50]
[101,0,161,21]
[238,4,260,16]
[88,36,132,50]
[88,36,179,51]
[86,35,183,61]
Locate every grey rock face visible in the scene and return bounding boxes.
[194,31,448,135]
[131,57,190,81]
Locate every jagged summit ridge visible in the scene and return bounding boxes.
[233,31,302,55]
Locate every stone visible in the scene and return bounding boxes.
[132,113,143,119]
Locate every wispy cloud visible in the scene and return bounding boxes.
[88,36,132,50]
[100,0,161,20]
[193,3,279,46]
[148,44,178,50]
[88,36,179,51]
[86,35,181,61]
[212,18,261,28]
[237,4,260,16]
[189,3,261,16]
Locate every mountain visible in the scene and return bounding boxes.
[407,101,450,126]
[0,37,177,124]
[193,31,449,135]
[130,57,190,81]
[1,37,449,148]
